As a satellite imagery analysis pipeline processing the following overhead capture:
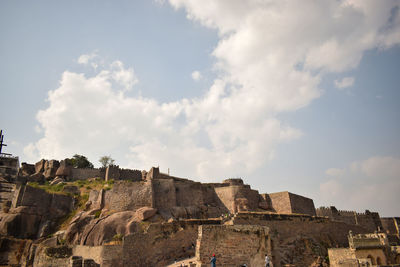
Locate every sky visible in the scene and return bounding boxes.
[1,0,399,217]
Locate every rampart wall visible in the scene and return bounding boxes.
[266,192,292,214]
[316,206,381,232]
[196,224,270,267]
[103,181,154,212]
[70,168,105,180]
[288,192,316,216]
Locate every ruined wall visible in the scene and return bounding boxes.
[196,225,270,267]
[121,222,199,267]
[232,212,371,267]
[0,237,32,266]
[328,248,357,267]
[70,168,105,180]
[103,181,153,212]
[72,245,104,265]
[288,192,316,216]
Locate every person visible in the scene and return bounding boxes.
[265,254,271,267]
[210,253,216,267]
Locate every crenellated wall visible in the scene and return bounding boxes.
[70,168,105,180]
[316,206,382,232]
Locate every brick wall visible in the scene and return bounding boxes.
[196,225,270,267]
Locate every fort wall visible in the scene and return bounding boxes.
[70,168,105,180]
[103,181,154,212]
[316,206,381,232]
[195,224,270,267]
[267,191,292,214]
[288,192,316,216]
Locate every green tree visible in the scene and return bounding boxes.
[99,155,115,168]
[69,154,94,168]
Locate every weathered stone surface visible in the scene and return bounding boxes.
[19,162,35,176]
[80,211,137,245]
[0,185,74,239]
[55,162,71,178]
[63,185,80,195]
[64,211,96,244]
[135,207,157,221]
[35,159,46,173]
[28,172,45,183]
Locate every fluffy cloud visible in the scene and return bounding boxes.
[26,1,400,180]
[334,76,355,89]
[191,70,202,81]
[320,156,400,216]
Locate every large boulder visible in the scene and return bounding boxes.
[55,165,71,179]
[67,211,138,245]
[19,163,35,176]
[28,172,45,183]
[35,159,46,173]
[43,160,60,180]
[135,207,157,221]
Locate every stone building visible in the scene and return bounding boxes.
[328,231,400,266]
[0,155,19,180]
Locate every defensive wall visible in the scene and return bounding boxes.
[195,225,270,267]
[316,206,382,232]
[262,191,316,216]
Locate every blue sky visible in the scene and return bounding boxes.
[1,0,399,216]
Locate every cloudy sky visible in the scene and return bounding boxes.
[1,0,399,216]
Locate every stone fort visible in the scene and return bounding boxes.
[0,155,399,267]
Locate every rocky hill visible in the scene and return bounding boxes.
[0,157,399,267]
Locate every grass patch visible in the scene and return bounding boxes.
[27,182,67,195]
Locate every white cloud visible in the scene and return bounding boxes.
[320,156,400,216]
[191,70,202,81]
[77,52,98,65]
[334,76,355,89]
[26,1,400,182]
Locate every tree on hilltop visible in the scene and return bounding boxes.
[99,155,115,168]
[68,154,94,168]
